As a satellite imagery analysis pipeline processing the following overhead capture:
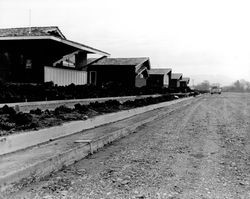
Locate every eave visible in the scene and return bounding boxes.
[0,36,110,56]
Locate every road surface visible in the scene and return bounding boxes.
[5,93,250,199]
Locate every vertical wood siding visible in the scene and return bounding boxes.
[44,66,87,86]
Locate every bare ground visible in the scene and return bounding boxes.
[5,93,250,199]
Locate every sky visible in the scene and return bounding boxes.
[1,0,250,86]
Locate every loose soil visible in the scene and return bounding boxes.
[4,92,250,199]
[0,95,179,137]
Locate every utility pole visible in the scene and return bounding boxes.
[28,9,31,34]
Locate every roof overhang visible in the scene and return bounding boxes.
[0,36,110,56]
[149,68,172,75]
[135,58,150,78]
[180,78,190,83]
[135,58,150,72]
[171,73,183,80]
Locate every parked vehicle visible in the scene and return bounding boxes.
[210,86,221,94]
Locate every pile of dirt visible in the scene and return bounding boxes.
[0,95,184,136]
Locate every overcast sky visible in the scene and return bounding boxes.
[1,0,250,85]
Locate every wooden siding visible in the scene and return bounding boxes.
[147,74,164,87]
[44,66,87,86]
[169,79,180,88]
[87,65,135,88]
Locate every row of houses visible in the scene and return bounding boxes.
[0,26,190,89]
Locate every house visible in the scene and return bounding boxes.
[86,57,151,88]
[180,77,190,88]
[0,26,109,85]
[169,73,183,88]
[147,68,172,88]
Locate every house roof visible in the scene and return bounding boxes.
[180,77,190,82]
[0,26,66,39]
[87,57,149,66]
[171,73,183,80]
[149,68,172,75]
[87,57,150,74]
[0,26,110,56]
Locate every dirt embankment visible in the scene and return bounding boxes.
[0,95,181,137]
[6,93,250,199]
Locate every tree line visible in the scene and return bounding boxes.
[194,79,250,92]
[223,79,250,92]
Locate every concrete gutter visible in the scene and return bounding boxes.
[0,97,192,156]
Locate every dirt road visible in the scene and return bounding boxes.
[6,93,250,199]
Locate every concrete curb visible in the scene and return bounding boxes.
[0,102,181,193]
[0,97,193,156]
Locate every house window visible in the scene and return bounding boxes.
[26,59,32,69]
[90,71,97,85]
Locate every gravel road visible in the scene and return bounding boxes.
[6,93,250,199]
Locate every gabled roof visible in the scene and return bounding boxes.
[87,57,150,74]
[149,68,172,75]
[87,57,149,66]
[171,73,183,80]
[0,26,66,39]
[0,26,110,56]
[180,77,190,82]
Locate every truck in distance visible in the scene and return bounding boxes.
[210,86,222,94]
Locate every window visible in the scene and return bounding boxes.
[26,59,32,69]
[90,71,97,85]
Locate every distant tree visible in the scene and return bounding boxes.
[194,80,210,91]
[222,79,250,92]
[246,81,250,92]
[233,80,243,91]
